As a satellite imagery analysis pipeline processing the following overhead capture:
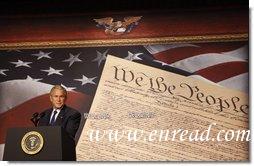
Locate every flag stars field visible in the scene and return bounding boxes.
[41,67,64,76]
[60,83,76,91]
[10,60,32,68]
[25,75,42,82]
[124,51,143,61]
[93,50,108,67]
[32,51,52,60]
[0,69,9,76]
[63,53,82,67]
[74,75,97,86]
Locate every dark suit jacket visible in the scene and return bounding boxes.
[38,105,81,139]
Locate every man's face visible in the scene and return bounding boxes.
[50,89,66,109]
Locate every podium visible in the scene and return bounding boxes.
[3,126,76,161]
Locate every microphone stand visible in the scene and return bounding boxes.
[30,112,39,127]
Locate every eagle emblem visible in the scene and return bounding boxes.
[94,16,142,35]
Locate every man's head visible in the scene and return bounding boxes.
[50,85,67,109]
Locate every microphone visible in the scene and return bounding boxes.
[30,112,39,127]
[38,112,45,119]
[30,112,45,127]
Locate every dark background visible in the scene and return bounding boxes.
[0,0,248,16]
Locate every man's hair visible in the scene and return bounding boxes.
[50,85,67,97]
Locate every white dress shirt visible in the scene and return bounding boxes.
[50,108,61,123]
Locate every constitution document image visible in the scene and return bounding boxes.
[76,55,249,161]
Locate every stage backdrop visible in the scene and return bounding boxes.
[0,42,248,160]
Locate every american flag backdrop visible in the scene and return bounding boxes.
[0,41,248,159]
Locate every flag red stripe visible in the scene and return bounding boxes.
[194,62,248,82]
[152,42,246,64]
[0,92,92,144]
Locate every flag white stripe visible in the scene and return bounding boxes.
[144,44,199,55]
[144,44,248,93]
[222,45,248,60]
[188,74,249,93]
[218,73,249,93]
[0,80,53,114]
[170,52,247,73]
[188,75,219,86]
[0,144,4,161]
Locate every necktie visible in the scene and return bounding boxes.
[50,110,58,125]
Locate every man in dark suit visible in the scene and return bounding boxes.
[38,85,81,139]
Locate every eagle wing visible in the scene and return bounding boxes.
[94,17,114,26]
[122,16,142,27]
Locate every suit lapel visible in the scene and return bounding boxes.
[43,109,53,125]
